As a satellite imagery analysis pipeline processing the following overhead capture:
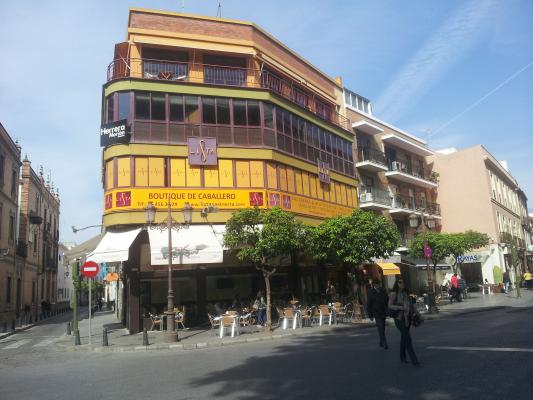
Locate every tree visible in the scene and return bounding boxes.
[223,207,306,330]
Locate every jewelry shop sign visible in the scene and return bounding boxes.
[188,137,217,166]
[100,119,130,147]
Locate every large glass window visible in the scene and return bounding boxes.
[106,96,114,123]
[151,93,166,121]
[184,96,200,123]
[217,98,230,124]
[117,92,130,120]
[135,92,150,120]
[247,101,260,126]
[264,103,274,129]
[202,97,216,124]
[169,95,184,122]
[233,99,247,125]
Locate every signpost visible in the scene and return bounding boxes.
[81,261,99,345]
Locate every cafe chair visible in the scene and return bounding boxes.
[219,314,240,338]
[319,305,333,326]
[208,313,220,334]
[175,306,187,330]
[282,307,300,330]
[149,313,162,331]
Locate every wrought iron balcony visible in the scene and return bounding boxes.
[385,158,438,189]
[359,188,393,210]
[106,58,351,131]
[356,147,388,172]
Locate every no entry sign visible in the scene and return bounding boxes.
[81,261,99,278]
[423,244,433,259]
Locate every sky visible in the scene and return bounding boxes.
[0,0,532,245]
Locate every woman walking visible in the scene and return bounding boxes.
[388,279,420,366]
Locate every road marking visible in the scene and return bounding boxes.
[427,346,533,353]
[33,338,56,347]
[3,339,31,349]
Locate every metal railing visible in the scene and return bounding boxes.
[388,157,434,182]
[106,58,351,131]
[392,195,416,210]
[357,147,387,165]
[359,188,393,207]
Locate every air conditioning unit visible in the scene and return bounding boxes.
[392,161,402,171]
[360,192,374,202]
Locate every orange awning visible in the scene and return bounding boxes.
[377,263,401,276]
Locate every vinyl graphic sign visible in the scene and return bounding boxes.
[100,119,130,147]
[188,137,217,165]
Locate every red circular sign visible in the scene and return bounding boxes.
[81,261,99,278]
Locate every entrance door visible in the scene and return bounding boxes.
[460,263,483,286]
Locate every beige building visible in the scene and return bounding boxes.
[0,123,22,332]
[18,157,61,320]
[342,89,441,291]
[430,145,528,284]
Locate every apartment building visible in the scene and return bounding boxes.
[430,145,529,284]
[0,123,22,332]
[92,9,359,333]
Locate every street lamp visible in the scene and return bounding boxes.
[409,212,439,314]
[145,201,193,342]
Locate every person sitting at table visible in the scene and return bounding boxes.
[214,302,225,316]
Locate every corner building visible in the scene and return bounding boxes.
[98,9,358,333]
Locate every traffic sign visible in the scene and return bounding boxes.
[81,261,99,278]
[423,244,432,259]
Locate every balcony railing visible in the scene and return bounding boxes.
[107,58,351,131]
[388,157,435,182]
[357,147,387,166]
[360,188,393,207]
[392,195,416,211]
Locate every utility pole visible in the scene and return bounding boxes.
[72,261,79,334]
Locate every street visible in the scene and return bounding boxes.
[1,305,532,400]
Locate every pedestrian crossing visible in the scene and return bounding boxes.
[0,337,59,350]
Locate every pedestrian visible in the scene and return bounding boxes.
[458,276,468,300]
[325,280,337,303]
[523,270,533,290]
[388,279,420,366]
[450,273,461,302]
[367,279,389,349]
[503,271,511,294]
[255,291,266,327]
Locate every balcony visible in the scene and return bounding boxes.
[107,58,351,132]
[385,159,438,189]
[355,148,388,172]
[389,194,417,216]
[359,189,393,211]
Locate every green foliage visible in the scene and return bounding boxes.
[223,207,307,268]
[309,209,400,266]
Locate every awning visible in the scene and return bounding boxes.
[377,262,401,276]
[148,225,225,265]
[86,228,142,264]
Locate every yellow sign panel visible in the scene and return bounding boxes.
[104,188,267,213]
[266,191,354,218]
[104,188,355,219]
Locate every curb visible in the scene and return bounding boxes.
[0,311,72,340]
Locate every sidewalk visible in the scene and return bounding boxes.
[56,288,533,353]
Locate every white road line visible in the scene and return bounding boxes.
[33,338,56,347]
[427,346,533,353]
[3,339,31,349]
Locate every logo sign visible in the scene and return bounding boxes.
[100,119,130,147]
[456,254,481,264]
[249,192,264,206]
[317,160,331,184]
[423,244,432,259]
[188,137,217,165]
[81,261,99,279]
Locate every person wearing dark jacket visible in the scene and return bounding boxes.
[367,279,389,349]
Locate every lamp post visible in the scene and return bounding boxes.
[145,201,193,342]
[409,212,438,314]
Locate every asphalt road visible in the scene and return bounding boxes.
[1,306,532,400]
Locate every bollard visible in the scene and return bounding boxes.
[142,328,149,346]
[102,328,109,346]
[67,321,72,335]
[74,329,81,346]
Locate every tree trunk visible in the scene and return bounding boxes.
[264,271,272,331]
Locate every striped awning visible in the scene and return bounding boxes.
[377,262,401,276]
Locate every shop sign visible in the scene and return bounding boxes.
[317,160,331,184]
[100,119,130,147]
[188,137,217,165]
[267,191,353,218]
[456,254,482,264]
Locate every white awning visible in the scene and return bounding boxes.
[86,228,142,264]
[148,225,225,265]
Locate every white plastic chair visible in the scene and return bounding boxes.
[219,315,240,338]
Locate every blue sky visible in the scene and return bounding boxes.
[1,0,531,245]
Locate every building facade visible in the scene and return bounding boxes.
[96,9,359,333]
[0,123,22,332]
[342,89,441,291]
[18,157,60,319]
[430,145,528,285]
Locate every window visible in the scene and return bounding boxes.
[264,103,274,129]
[151,93,166,121]
[184,96,200,123]
[202,97,216,124]
[216,98,230,125]
[0,202,2,239]
[135,92,150,120]
[233,99,247,125]
[32,281,36,303]
[106,95,114,122]
[11,170,17,197]
[117,92,130,120]
[169,95,184,122]
[9,213,15,242]
[247,101,260,126]
[6,277,12,304]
